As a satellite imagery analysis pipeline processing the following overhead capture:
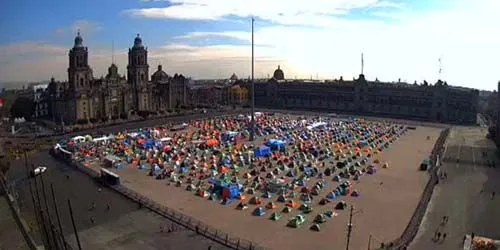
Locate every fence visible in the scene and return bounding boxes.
[54,154,264,250]
[383,128,450,249]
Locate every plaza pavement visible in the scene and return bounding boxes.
[409,126,500,250]
[5,151,230,250]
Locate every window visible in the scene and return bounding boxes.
[80,78,84,87]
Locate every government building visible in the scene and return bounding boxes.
[47,33,189,124]
[254,66,479,124]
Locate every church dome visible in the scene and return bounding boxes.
[74,31,83,48]
[273,65,284,80]
[133,33,144,48]
[152,65,169,82]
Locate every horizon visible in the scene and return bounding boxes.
[1,0,500,91]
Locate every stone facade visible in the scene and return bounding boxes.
[254,66,479,124]
[47,33,189,124]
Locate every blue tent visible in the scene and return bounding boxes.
[266,139,286,151]
[253,207,266,216]
[254,146,271,157]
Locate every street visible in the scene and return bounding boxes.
[5,151,230,250]
[409,127,500,250]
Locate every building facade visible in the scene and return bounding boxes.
[32,83,49,118]
[47,33,189,124]
[254,66,479,124]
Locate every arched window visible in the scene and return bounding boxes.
[141,74,145,81]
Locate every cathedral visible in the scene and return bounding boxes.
[47,32,188,124]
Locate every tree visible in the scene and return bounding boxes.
[10,97,35,120]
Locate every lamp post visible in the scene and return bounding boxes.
[249,17,255,141]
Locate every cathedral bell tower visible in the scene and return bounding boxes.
[127,34,150,111]
[68,31,93,92]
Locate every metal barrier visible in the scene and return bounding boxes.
[385,128,450,249]
[59,156,263,250]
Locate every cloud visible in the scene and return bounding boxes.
[0,39,288,84]
[124,0,404,25]
[163,0,500,89]
[3,0,500,90]
[55,20,103,37]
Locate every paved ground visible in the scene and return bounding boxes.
[5,152,230,250]
[409,126,500,250]
[0,196,27,250]
[86,122,440,250]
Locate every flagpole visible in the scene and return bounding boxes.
[250,17,255,142]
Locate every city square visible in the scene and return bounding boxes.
[52,112,442,249]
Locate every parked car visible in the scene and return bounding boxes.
[30,166,47,177]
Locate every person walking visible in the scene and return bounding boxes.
[442,233,447,242]
[437,232,441,242]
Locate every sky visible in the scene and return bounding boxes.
[0,0,499,90]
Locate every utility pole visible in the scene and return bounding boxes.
[346,205,354,250]
[346,205,363,250]
[51,183,67,250]
[68,199,82,250]
[249,17,256,142]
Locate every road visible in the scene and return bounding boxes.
[0,195,27,250]
[409,127,500,250]
[5,151,231,250]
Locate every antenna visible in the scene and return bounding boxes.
[361,53,364,75]
[111,40,115,64]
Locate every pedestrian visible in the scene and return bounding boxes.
[444,172,447,179]
[106,204,111,211]
[442,233,447,242]
[98,188,102,193]
[444,216,448,224]
[90,216,95,224]
[492,192,495,200]
[437,232,441,241]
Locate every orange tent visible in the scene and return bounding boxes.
[207,139,219,147]
[286,200,300,208]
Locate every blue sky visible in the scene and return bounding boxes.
[1,0,499,90]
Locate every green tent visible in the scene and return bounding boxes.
[270,212,281,221]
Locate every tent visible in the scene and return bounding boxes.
[335,201,347,210]
[286,200,299,208]
[314,214,327,223]
[266,139,286,151]
[282,206,292,213]
[420,159,431,171]
[236,202,248,210]
[310,224,321,231]
[351,190,360,197]
[249,196,262,205]
[254,146,271,157]
[277,195,287,202]
[269,212,281,221]
[222,184,240,199]
[319,198,331,205]
[206,139,219,147]
[287,219,300,228]
[253,207,266,216]
[265,202,277,209]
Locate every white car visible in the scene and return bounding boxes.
[31,166,47,177]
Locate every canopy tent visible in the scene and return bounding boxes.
[254,146,271,158]
[266,139,286,151]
